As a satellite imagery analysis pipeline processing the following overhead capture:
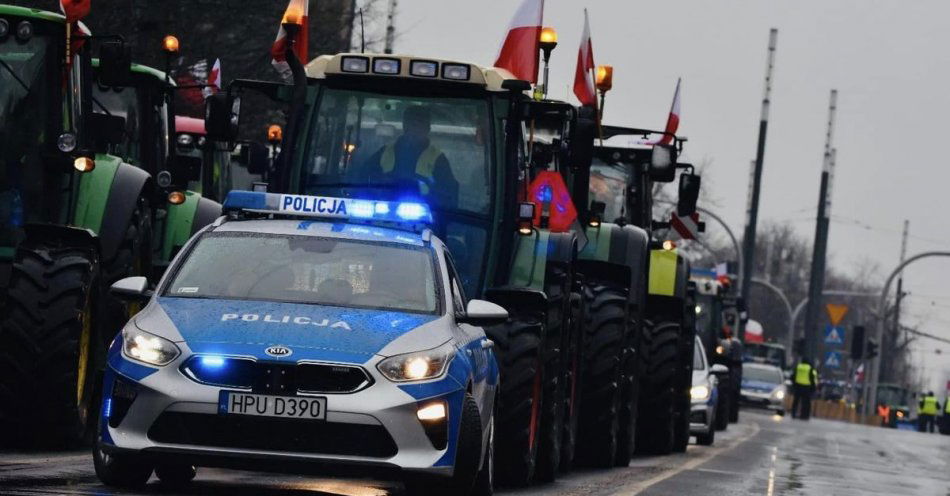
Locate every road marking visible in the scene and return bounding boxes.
[766,446,777,496]
[0,454,90,467]
[610,421,761,495]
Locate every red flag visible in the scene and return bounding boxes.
[658,78,682,145]
[573,9,597,107]
[203,58,221,99]
[494,0,544,83]
[59,0,90,23]
[272,0,309,80]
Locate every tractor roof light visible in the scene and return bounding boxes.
[267,124,283,144]
[596,65,613,93]
[282,5,304,26]
[73,156,95,173]
[373,58,401,75]
[539,27,558,61]
[168,191,186,205]
[15,20,32,41]
[662,240,676,251]
[341,56,370,73]
[162,35,180,54]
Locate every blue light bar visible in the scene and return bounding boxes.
[223,190,433,225]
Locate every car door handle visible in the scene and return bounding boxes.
[480,339,494,350]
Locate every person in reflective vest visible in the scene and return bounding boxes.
[362,105,459,208]
[917,391,940,433]
[791,358,818,420]
[941,395,950,435]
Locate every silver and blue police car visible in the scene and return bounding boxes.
[94,191,503,495]
[689,337,726,446]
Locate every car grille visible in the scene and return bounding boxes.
[147,412,398,458]
[181,357,372,394]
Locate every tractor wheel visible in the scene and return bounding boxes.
[558,291,585,473]
[715,385,731,431]
[576,283,625,468]
[0,242,100,448]
[485,315,543,486]
[635,321,680,456]
[534,266,572,483]
[615,307,640,466]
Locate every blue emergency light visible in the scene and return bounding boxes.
[223,190,433,224]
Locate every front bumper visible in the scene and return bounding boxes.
[99,349,470,476]
[740,390,783,410]
[689,400,714,434]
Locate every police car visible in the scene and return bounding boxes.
[690,338,727,446]
[94,190,503,495]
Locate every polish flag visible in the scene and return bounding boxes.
[745,319,764,344]
[494,0,544,83]
[272,0,309,80]
[203,58,221,99]
[59,0,90,23]
[658,78,682,145]
[573,9,597,107]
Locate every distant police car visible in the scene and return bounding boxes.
[94,191,504,495]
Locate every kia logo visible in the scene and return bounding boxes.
[265,345,293,358]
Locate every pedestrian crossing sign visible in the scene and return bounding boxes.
[824,325,845,345]
[824,351,842,368]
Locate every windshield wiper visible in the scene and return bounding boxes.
[0,58,30,92]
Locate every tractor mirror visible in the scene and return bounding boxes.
[243,142,271,175]
[110,276,152,302]
[649,144,677,182]
[677,172,701,216]
[169,154,202,183]
[97,41,132,87]
[205,93,240,142]
[570,105,597,170]
[88,112,127,150]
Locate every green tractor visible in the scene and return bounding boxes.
[0,5,216,447]
[578,125,702,454]
[205,47,596,484]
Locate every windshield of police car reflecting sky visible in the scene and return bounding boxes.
[164,233,439,314]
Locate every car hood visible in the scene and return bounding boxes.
[742,380,780,393]
[691,370,710,387]
[139,297,439,364]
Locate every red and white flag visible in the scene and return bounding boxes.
[658,78,682,145]
[59,0,90,23]
[573,9,597,107]
[494,0,544,83]
[203,58,221,99]
[271,0,309,80]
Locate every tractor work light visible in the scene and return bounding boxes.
[663,240,676,251]
[517,202,535,235]
[222,190,433,225]
[162,35,180,54]
[168,191,186,205]
[373,58,401,75]
[177,134,194,147]
[282,5,304,25]
[410,60,438,78]
[596,65,614,93]
[341,56,370,73]
[73,157,95,173]
[442,64,471,81]
[267,124,283,144]
[588,201,606,228]
[0,19,9,39]
[57,133,77,153]
[15,20,32,41]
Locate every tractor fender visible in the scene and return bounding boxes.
[21,224,99,253]
[507,230,578,291]
[72,155,149,262]
[647,251,692,322]
[193,197,223,234]
[579,223,649,301]
[160,193,223,264]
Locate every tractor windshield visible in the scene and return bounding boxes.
[589,158,629,223]
[301,87,495,295]
[92,84,143,163]
[0,31,57,254]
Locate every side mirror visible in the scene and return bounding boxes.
[677,173,701,216]
[205,93,240,142]
[459,300,509,327]
[237,142,271,175]
[88,113,127,150]
[569,105,596,170]
[169,154,202,183]
[97,41,132,87]
[710,363,730,376]
[110,276,152,302]
[649,144,677,182]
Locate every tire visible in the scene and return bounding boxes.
[404,394,483,495]
[635,321,679,456]
[696,426,715,446]
[558,291,585,473]
[471,416,494,496]
[534,266,571,482]
[729,383,740,423]
[155,463,197,487]
[0,242,100,448]
[615,305,640,467]
[93,443,152,488]
[485,316,543,486]
[672,321,694,454]
[575,283,625,468]
[715,386,730,431]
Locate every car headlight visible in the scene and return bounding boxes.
[690,385,711,401]
[377,343,454,382]
[773,388,785,400]
[122,326,180,366]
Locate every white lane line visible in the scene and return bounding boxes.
[611,421,761,496]
[766,446,777,496]
[0,454,90,466]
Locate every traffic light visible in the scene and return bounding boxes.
[852,325,866,359]
[866,337,879,359]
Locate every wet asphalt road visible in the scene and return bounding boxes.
[1,410,948,496]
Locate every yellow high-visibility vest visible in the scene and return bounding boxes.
[920,395,939,415]
[945,398,950,414]
[380,144,442,194]
[794,363,814,386]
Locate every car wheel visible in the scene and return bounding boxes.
[471,416,494,496]
[715,389,730,431]
[93,444,152,488]
[696,427,715,446]
[404,394,482,496]
[155,463,197,486]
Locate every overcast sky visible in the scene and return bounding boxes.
[386,0,950,392]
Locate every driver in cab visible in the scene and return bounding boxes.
[361,105,458,207]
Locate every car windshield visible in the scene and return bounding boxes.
[877,386,908,406]
[165,233,439,314]
[589,159,628,222]
[744,343,786,369]
[301,87,495,296]
[743,366,783,385]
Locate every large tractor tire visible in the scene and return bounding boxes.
[486,315,544,486]
[534,267,572,482]
[575,283,625,467]
[635,321,680,456]
[615,307,640,466]
[0,242,100,448]
[558,291,585,473]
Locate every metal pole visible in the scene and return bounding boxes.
[865,252,950,415]
[384,0,397,54]
[739,28,778,341]
[884,220,909,383]
[803,90,838,363]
